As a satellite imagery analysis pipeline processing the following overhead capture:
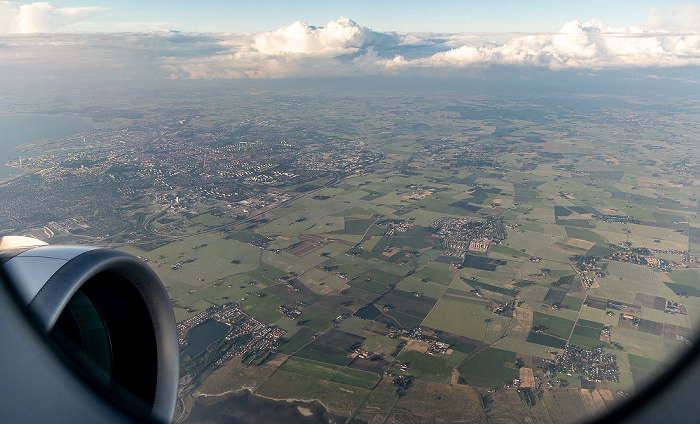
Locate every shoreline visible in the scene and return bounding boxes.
[192,388,349,421]
[0,113,96,183]
[0,167,36,186]
[197,388,340,413]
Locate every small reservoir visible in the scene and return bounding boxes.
[183,319,230,358]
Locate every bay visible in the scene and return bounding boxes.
[0,114,94,181]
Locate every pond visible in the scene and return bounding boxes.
[183,319,230,358]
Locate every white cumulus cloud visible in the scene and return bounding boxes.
[3,12,700,81]
[386,19,700,71]
[161,14,700,79]
[252,17,372,56]
[0,1,106,34]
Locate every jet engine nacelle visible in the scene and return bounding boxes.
[0,236,178,423]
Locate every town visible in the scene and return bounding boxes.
[0,115,382,243]
[541,345,619,384]
[177,302,286,369]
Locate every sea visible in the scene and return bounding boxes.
[185,390,355,424]
[0,114,94,181]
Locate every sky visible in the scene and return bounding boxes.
[0,0,695,33]
[0,1,699,82]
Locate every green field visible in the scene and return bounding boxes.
[386,310,424,328]
[298,306,338,331]
[336,317,370,336]
[277,327,317,354]
[561,295,583,311]
[295,349,352,366]
[565,227,608,244]
[526,332,567,348]
[569,335,607,349]
[350,278,390,294]
[457,347,518,388]
[490,244,529,257]
[280,357,378,389]
[280,356,336,380]
[274,317,302,337]
[332,218,377,235]
[422,298,491,340]
[168,276,257,311]
[668,269,700,290]
[361,333,402,356]
[411,266,456,286]
[533,312,575,339]
[585,244,617,257]
[572,325,602,339]
[394,350,455,383]
[465,280,517,297]
[255,369,370,413]
[628,353,664,370]
[396,277,448,299]
[331,207,375,217]
[245,264,288,285]
[240,292,285,324]
[436,336,476,354]
[330,366,379,388]
[577,319,605,329]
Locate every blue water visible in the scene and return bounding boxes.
[183,319,231,358]
[0,114,94,181]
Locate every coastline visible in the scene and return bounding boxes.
[198,388,336,410]
[0,113,95,182]
[0,167,37,185]
[185,388,351,424]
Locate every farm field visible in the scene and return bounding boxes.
[280,357,379,389]
[422,298,491,340]
[83,90,700,424]
[457,348,519,388]
[393,350,454,383]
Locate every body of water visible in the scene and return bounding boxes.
[184,390,354,424]
[183,319,231,358]
[0,113,94,181]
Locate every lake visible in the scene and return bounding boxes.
[183,319,231,358]
[0,114,94,181]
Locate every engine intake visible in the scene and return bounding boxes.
[0,238,178,423]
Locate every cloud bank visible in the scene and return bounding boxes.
[161,15,700,79]
[648,3,700,32]
[391,20,700,71]
[0,1,106,33]
[1,8,700,81]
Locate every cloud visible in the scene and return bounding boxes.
[162,17,409,79]
[3,13,700,82]
[0,1,106,34]
[648,3,700,32]
[0,31,229,85]
[252,17,372,56]
[385,19,700,71]
[158,15,700,79]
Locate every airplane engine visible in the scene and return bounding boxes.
[0,236,178,423]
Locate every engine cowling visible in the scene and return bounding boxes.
[0,236,178,423]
